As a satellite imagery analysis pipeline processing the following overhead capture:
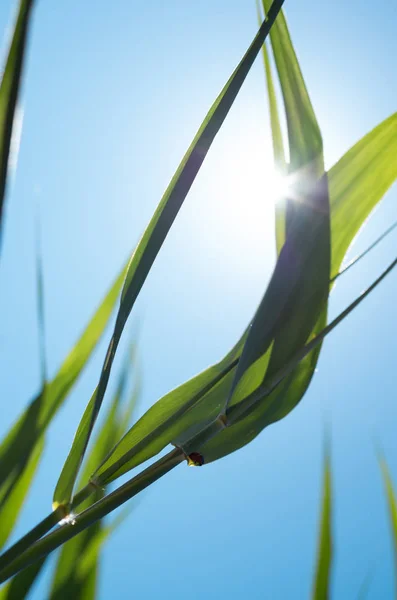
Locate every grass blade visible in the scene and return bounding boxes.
[80,0,286,488]
[0,256,128,550]
[0,0,35,246]
[380,458,397,597]
[312,445,332,600]
[256,0,286,253]
[328,112,397,277]
[262,0,323,174]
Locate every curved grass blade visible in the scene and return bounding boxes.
[0,0,35,247]
[312,443,332,600]
[80,0,286,488]
[224,0,330,417]
[328,112,397,277]
[0,257,128,550]
[262,0,323,175]
[197,253,397,461]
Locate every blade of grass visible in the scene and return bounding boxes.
[0,256,128,553]
[78,0,286,490]
[0,0,35,247]
[328,112,397,278]
[256,0,286,253]
[312,443,332,600]
[35,213,47,386]
[223,0,330,420]
[380,458,397,596]
[262,0,323,174]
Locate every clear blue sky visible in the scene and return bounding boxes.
[0,0,396,598]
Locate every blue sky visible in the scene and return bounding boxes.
[0,0,396,598]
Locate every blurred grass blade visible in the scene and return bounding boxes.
[82,0,286,486]
[0,0,35,246]
[0,438,44,550]
[50,351,139,600]
[256,0,286,253]
[380,458,397,593]
[0,560,45,600]
[35,214,47,386]
[328,112,397,277]
[0,257,128,549]
[312,446,332,600]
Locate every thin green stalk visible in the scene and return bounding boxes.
[0,449,184,583]
[330,219,397,283]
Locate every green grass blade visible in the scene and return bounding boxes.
[224,0,329,419]
[256,0,286,252]
[0,257,128,549]
[0,560,45,600]
[35,215,47,386]
[328,112,397,277]
[0,0,35,246]
[50,358,138,600]
[53,339,139,509]
[50,346,139,598]
[0,438,44,551]
[380,459,397,596]
[312,447,332,600]
[198,254,397,461]
[82,0,285,487]
[262,0,323,174]
[52,389,98,510]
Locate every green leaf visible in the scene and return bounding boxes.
[35,214,47,386]
[328,112,397,278]
[53,389,98,510]
[53,338,140,508]
[199,254,396,462]
[312,446,333,600]
[50,351,139,600]
[0,258,128,548]
[262,0,323,174]
[0,438,44,551]
[0,0,35,246]
[380,458,397,595]
[222,0,330,420]
[0,560,45,600]
[256,0,286,253]
[81,0,286,486]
